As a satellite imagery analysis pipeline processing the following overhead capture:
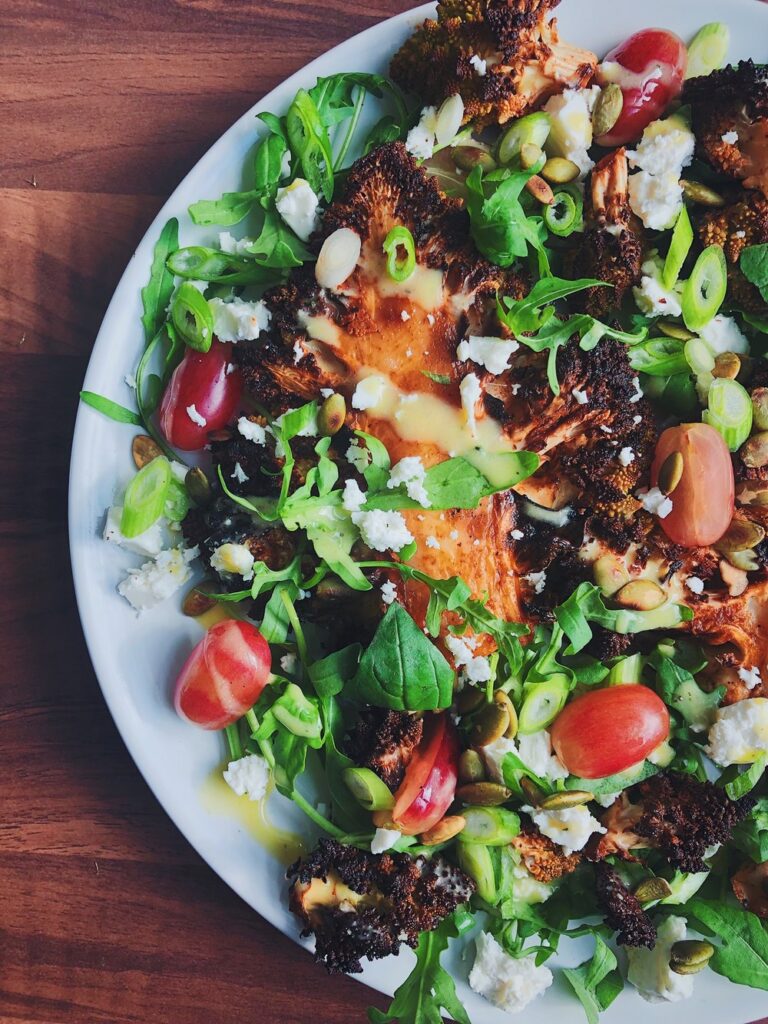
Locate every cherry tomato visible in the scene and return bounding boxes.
[551,685,669,779]
[596,29,687,146]
[392,714,459,835]
[174,619,271,730]
[159,340,241,451]
[650,423,734,547]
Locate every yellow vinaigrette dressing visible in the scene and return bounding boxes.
[200,769,306,866]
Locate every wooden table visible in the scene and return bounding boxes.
[1,3,765,1023]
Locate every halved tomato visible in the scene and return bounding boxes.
[391,714,460,835]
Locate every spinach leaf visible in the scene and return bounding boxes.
[141,218,178,342]
[687,898,768,991]
[647,647,725,731]
[731,797,768,863]
[562,935,623,1024]
[465,164,546,267]
[309,644,361,698]
[368,913,471,1024]
[349,603,454,711]
[79,391,142,426]
[741,244,768,303]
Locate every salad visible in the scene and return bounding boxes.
[80,0,768,1020]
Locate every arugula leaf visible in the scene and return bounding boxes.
[364,113,403,154]
[189,130,289,226]
[741,244,768,303]
[731,797,768,863]
[188,189,262,227]
[141,218,178,342]
[687,899,768,991]
[499,276,606,334]
[368,914,471,1024]
[167,245,284,286]
[251,674,323,794]
[349,603,454,711]
[647,648,725,731]
[243,206,312,268]
[563,935,623,1024]
[286,88,335,202]
[79,391,142,426]
[465,164,546,267]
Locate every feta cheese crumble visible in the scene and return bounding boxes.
[387,456,431,508]
[117,545,198,611]
[400,309,411,321]
[341,477,367,512]
[275,178,320,241]
[425,535,441,549]
[572,387,588,405]
[738,666,762,691]
[629,376,643,403]
[210,542,255,581]
[223,754,270,801]
[633,255,684,317]
[460,372,482,437]
[697,314,749,356]
[380,580,397,605]
[722,130,739,145]
[209,297,271,342]
[351,375,387,411]
[280,653,298,675]
[370,827,401,855]
[405,106,438,161]
[469,932,553,1014]
[525,804,606,856]
[618,447,635,467]
[457,335,519,375]
[104,505,166,558]
[706,698,768,765]
[231,461,249,484]
[525,570,547,594]
[685,576,705,595]
[543,87,599,179]
[627,116,695,229]
[346,440,371,473]
[627,916,694,1003]
[510,528,524,540]
[218,231,253,256]
[238,416,268,445]
[445,634,492,685]
[469,54,487,76]
[186,404,207,428]
[352,510,414,553]
[638,486,673,519]
[482,733,568,785]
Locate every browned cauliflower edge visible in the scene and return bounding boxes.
[594,861,656,948]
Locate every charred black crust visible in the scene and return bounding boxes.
[181,493,295,572]
[595,862,656,949]
[288,839,474,974]
[345,709,424,790]
[572,227,643,318]
[631,770,757,874]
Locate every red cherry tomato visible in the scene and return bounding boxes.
[551,685,670,779]
[392,714,459,835]
[596,29,687,146]
[159,340,242,451]
[174,619,271,730]
[650,423,734,548]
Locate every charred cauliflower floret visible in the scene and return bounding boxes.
[572,148,643,319]
[182,494,295,573]
[345,708,424,790]
[389,0,597,126]
[511,824,582,881]
[595,862,656,949]
[592,771,755,873]
[288,839,475,974]
[698,190,768,312]
[684,60,768,197]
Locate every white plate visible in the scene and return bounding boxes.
[69,2,768,1021]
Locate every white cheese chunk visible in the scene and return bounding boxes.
[387,456,430,508]
[352,375,387,411]
[469,54,487,76]
[380,580,397,605]
[405,106,438,161]
[210,542,255,581]
[738,666,762,691]
[117,545,198,611]
[698,314,749,356]
[469,933,553,1014]
[460,372,482,437]
[445,634,492,685]
[525,804,606,855]
[352,510,414,552]
[104,505,166,558]
[633,255,684,317]
[237,417,268,445]
[627,916,694,1003]
[209,297,271,342]
[342,478,367,512]
[223,754,270,801]
[543,87,599,179]
[706,697,768,765]
[637,487,673,519]
[370,827,401,855]
[275,178,320,242]
[457,335,519,375]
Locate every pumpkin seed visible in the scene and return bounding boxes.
[741,431,768,469]
[459,749,486,784]
[658,450,684,495]
[669,939,715,972]
[715,518,765,553]
[680,179,725,207]
[520,142,543,169]
[470,702,511,747]
[658,321,695,341]
[457,687,485,715]
[592,553,630,596]
[132,434,163,469]
[751,388,768,432]
[185,466,212,506]
[182,585,217,618]
[456,781,512,806]
[525,174,555,205]
[633,876,673,904]
[318,393,346,436]
[451,145,496,173]
[616,579,666,611]
[520,775,547,806]
[592,84,624,138]
[541,157,580,184]
[713,351,741,380]
[750,487,768,507]
[421,814,466,846]
[724,548,760,571]
[494,690,518,739]
[539,790,592,810]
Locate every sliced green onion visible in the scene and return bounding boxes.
[120,456,172,538]
[342,767,395,811]
[681,245,727,331]
[686,22,730,80]
[498,112,551,165]
[517,673,570,734]
[167,246,275,286]
[629,338,688,376]
[170,282,215,352]
[459,806,521,846]
[702,377,753,451]
[684,336,716,374]
[456,842,497,901]
[382,225,416,283]
[663,205,694,289]
[543,187,581,237]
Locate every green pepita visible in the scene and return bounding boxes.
[494,690,518,739]
[185,466,212,506]
[470,702,511,747]
[132,433,163,469]
[592,84,624,138]
[715,517,765,553]
[520,775,547,806]
[451,145,497,173]
[658,450,684,495]
[541,157,580,184]
[539,790,593,810]
[751,388,768,432]
[741,431,768,469]
[669,939,715,973]
[456,781,512,806]
[616,579,667,611]
[318,393,346,436]
[457,687,485,715]
[680,179,726,207]
[459,749,486,784]
[520,142,543,169]
[633,876,673,904]
[658,321,696,341]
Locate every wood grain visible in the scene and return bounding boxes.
[0,3,765,1024]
